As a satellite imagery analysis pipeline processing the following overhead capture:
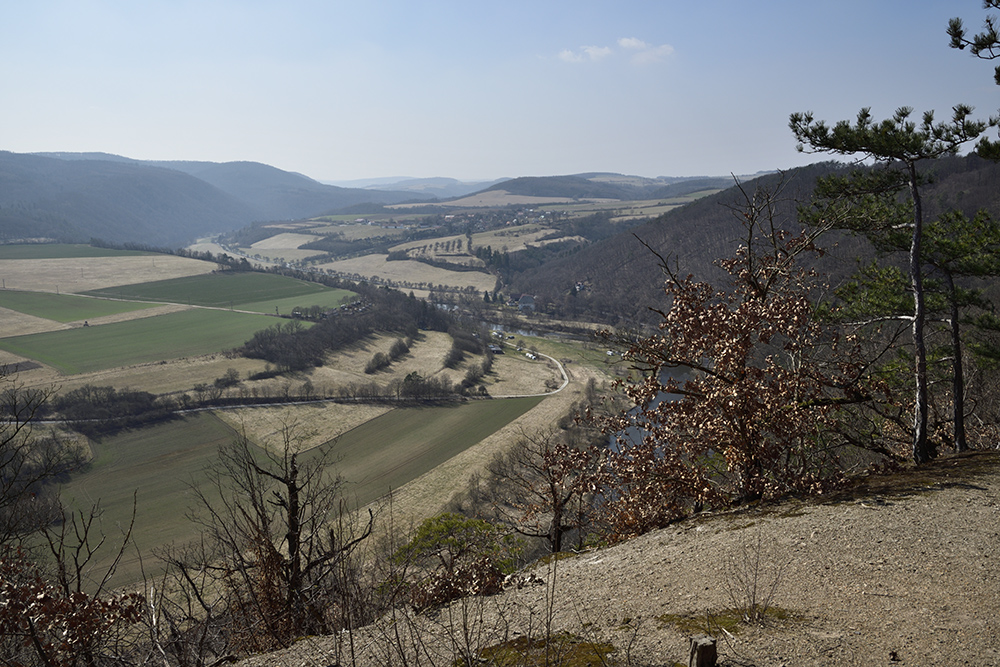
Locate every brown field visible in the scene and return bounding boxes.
[316,255,496,292]
[6,348,272,396]
[215,402,393,453]
[0,255,216,293]
[250,232,322,250]
[306,331,456,388]
[70,302,193,326]
[484,352,561,396]
[0,306,69,337]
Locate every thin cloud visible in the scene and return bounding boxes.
[618,37,649,51]
[558,49,584,63]
[631,43,674,64]
[560,45,612,63]
[583,45,613,61]
[559,38,673,65]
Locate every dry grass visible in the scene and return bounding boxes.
[0,255,215,294]
[0,306,69,337]
[215,402,393,453]
[8,352,270,396]
[486,353,561,396]
[250,233,321,249]
[67,303,193,326]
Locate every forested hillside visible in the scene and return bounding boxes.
[508,155,1000,326]
[0,152,256,247]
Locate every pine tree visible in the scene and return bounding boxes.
[790,106,992,462]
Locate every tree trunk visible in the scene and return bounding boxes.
[688,634,717,667]
[945,271,967,452]
[907,164,931,464]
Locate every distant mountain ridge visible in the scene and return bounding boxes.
[481,172,743,200]
[1,152,436,247]
[325,176,510,199]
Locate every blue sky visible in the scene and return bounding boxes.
[3,1,998,182]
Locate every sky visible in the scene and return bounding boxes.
[3,1,999,182]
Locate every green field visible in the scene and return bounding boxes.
[241,289,355,315]
[0,308,279,373]
[0,290,159,323]
[0,244,153,260]
[58,413,240,587]
[58,397,543,586]
[329,396,544,505]
[82,272,351,309]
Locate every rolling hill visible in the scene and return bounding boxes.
[1,152,435,247]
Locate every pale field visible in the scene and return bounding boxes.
[484,352,560,396]
[306,331,455,389]
[71,303,192,326]
[168,332,555,455]
[306,223,410,241]
[0,306,70,337]
[0,255,216,294]
[215,402,393,453]
[263,222,320,230]
[316,255,496,292]
[250,232,322,250]
[5,348,272,396]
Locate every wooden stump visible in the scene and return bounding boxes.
[688,634,717,667]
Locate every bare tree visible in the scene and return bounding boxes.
[484,428,604,554]
[0,367,81,546]
[159,427,372,655]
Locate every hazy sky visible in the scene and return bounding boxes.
[3,1,998,182]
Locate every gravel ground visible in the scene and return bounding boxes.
[238,450,1000,667]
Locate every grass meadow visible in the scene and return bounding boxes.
[0,308,278,374]
[58,412,239,587]
[0,290,159,322]
[324,396,544,506]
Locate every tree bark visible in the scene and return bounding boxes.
[945,271,967,452]
[907,164,931,464]
[688,634,717,667]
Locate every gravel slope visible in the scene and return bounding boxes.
[239,450,1000,667]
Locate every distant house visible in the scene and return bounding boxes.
[517,294,536,312]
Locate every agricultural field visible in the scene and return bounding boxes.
[81,271,351,310]
[0,253,215,293]
[317,255,497,293]
[538,194,719,221]
[58,412,241,586]
[249,232,322,250]
[0,308,279,374]
[0,289,159,323]
[0,251,350,383]
[58,396,544,586]
[1,244,618,592]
